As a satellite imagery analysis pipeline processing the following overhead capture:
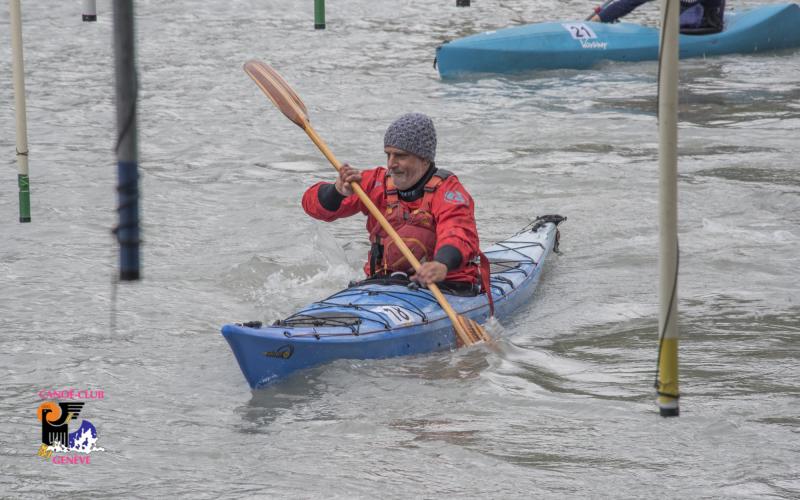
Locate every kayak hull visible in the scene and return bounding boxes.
[436,3,800,78]
[222,215,566,388]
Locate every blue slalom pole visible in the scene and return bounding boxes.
[113,0,140,281]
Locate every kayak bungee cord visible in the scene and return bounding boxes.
[276,287,435,335]
[483,215,567,296]
[249,216,568,341]
[276,258,547,337]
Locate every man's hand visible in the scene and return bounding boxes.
[412,261,448,286]
[335,163,362,196]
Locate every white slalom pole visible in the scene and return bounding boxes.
[83,0,97,21]
[657,0,680,417]
[9,0,31,222]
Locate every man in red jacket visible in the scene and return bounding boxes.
[302,113,481,293]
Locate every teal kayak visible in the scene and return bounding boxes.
[435,3,800,78]
[221,215,566,388]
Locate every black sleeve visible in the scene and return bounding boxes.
[599,0,649,22]
[434,245,463,272]
[317,183,347,211]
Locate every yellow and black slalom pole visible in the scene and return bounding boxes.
[656,0,680,417]
[9,0,31,223]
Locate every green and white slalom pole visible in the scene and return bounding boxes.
[656,0,680,417]
[9,0,31,223]
[113,0,140,281]
[314,0,325,29]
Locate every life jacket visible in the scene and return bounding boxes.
[365,168,495,316]
[366,170,451,276]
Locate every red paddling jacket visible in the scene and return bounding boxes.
[302,166,480,285]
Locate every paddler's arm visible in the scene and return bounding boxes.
[333,164,362,197]
[413,246,462,285]
[590,0,651,22]
[301,164,371,221]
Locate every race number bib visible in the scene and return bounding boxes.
[562,23,598,40]
[370,305,414,327]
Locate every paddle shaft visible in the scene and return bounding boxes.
[303,126,477,346]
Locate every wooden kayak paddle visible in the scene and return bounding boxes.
[243,59,489,346]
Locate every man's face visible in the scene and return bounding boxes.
[384,146,430,190]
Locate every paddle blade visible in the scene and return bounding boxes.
[465,316,491,344]
[244,59,309,129]
[455,315,491,346]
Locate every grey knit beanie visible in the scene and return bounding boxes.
[383,113,437,162]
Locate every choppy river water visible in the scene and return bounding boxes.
[2,0,798,497]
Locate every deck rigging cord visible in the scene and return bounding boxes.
[255,215,566,338]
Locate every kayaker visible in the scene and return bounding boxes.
[590,0,725,33]
[302,112,482,294]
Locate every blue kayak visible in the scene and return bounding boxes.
[221,215,566,388]
[435,3,800,78]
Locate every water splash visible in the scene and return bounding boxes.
[483,316,507,338]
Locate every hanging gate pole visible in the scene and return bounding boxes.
[83,0,97,21]
[314,0,325,29]
[656,0,680,417]
[113,0,141,280]
[9,0,31,223]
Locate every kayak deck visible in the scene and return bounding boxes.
[221,215,566,388]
